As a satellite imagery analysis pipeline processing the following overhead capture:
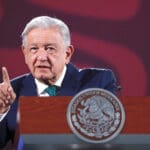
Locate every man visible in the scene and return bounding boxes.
[0,16,118,148]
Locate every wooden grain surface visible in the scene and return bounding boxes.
[19,96,150,134]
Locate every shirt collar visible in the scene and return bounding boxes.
[35,65,67,95]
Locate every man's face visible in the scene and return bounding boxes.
[22,27,73,84]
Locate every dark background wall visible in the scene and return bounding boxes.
[0,0,149,96]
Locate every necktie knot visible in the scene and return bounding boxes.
[44,85,56,96]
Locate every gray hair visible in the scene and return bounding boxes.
[21,16,71,47]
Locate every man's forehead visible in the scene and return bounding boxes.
[27,43,58,47]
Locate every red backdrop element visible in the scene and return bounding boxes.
[28,0,140,20]
[0,48,28,78]
[0,0,149,96]
[0,2,3,20]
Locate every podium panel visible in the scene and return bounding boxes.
[18,96,150,149]
[19,96,72,134]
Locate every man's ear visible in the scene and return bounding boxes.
[65,45,74,64]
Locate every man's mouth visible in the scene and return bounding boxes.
[37,65,50,69]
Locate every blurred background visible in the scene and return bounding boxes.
[0,0,149,96]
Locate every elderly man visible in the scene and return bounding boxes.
[0,16,118,148]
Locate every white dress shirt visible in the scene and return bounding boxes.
[0,66,67,121]
[35,65,66,96]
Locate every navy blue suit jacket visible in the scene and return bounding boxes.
[0,63,118,147]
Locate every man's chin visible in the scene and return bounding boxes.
[38,76,51,80]
[36,75,56,83]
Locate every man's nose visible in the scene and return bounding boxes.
[37,49,48,61]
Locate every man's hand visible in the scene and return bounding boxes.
[0,67,16,114]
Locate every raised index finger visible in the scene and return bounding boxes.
[2,67,10,84]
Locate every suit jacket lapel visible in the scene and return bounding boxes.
[59,63,81,96]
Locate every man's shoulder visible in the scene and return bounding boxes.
[10,73,34,94]
[10,73,33,88]
[77,67,115,84]
[68,63,112,75]
[67,63,114,80]
[79,67,113,76]
[11,73,32,82]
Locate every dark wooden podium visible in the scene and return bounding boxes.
[17,96,150,149]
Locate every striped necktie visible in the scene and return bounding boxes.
[44,85,56,96]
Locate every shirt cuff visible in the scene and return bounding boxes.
[0,107,10,122]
